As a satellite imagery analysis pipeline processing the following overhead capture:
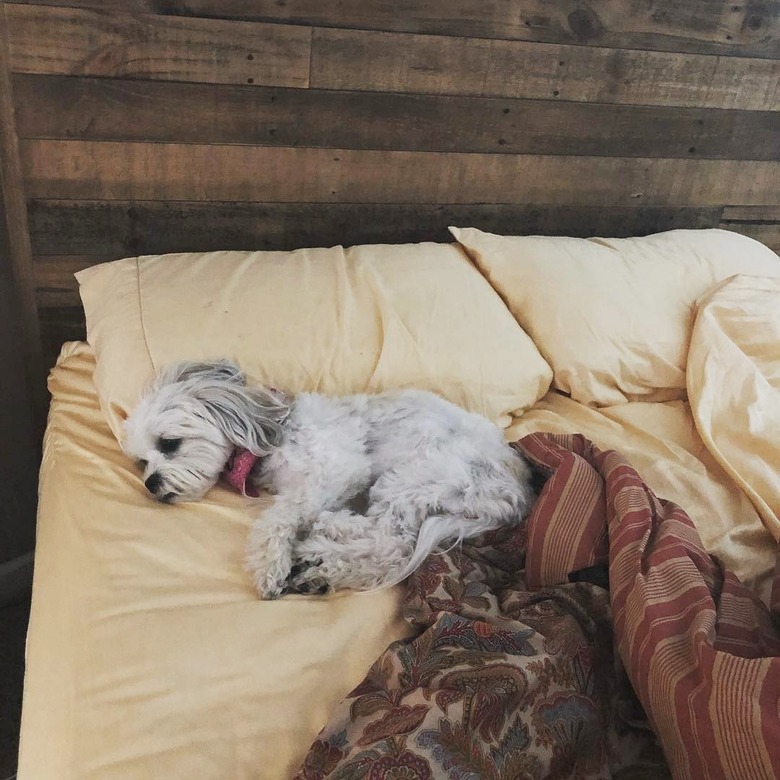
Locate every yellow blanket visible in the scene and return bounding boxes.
[688,274,780,543]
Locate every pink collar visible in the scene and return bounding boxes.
[222,448,260,497]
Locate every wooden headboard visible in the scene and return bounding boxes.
[1,0,779,390]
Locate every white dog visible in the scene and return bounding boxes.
[123,361,535,599]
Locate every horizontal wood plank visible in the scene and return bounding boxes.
[8,6,780,109]
[13,74,780,160]
[0,3,48,435]
[10,0,780,59]
[29,199,724,261]
[721,205,780,221]
[311,27,780,111]
[20,140,780,206]
[38,306,86,366]
[33,254,113,307]
[5,3,310,87]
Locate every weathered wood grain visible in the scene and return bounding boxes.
[33,254,112,307]
[0,5,47,432]
[11,0,780,59]
[20,140,780,206]
[8,5,780,109]
[311,27,780,111]
[9,0,780,364]
[0,3,40,554]
[28,199,724,261]
[721,205,780,221]
[38,306,86,366]
[13,74,780,160]
[5,3,310,87]
[0,275,39,556]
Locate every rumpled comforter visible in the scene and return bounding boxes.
[292,274,780,780]
[294,431,780,780]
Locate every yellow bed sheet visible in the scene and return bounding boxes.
[20,337,777,779]
[19,343,411,780]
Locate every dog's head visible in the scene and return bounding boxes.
[123,360,289,503]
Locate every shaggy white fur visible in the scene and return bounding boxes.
[123,361,535,599]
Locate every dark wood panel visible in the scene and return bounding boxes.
[20,140,780,206]
[0,6,46,434]
[0,274,39,558]
[33,254,113,307]
[721,205,780,221]
[11,0,780,59]
[8,5,780,109]
[38,306,86,367]
[0,5,39,555]
[311,28,780,111]
[13,74,780,161]
[5,3,310,87]
[29,200,724,261]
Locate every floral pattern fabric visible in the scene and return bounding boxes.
[294,438,670,780]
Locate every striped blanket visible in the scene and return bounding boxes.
[295,433,780,780]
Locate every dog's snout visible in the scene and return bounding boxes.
[144,472,163,494]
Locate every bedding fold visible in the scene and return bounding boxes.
[295,433,780,780]
[22,333,780,779]
[688,274,780,543]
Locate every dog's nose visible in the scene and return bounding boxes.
[144,472,162,494]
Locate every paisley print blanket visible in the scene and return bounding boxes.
[295,433,780,780]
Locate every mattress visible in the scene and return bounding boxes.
[19,340,776,779]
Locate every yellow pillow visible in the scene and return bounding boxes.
[450,227,780,406]
[77,243,552,439]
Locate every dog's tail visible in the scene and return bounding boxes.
[363,512,504,593]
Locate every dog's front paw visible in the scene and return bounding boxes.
[246,566,284,600]
[246,520,295,599]
[258,580,284,600]
[245,555,287,599]
[249,561,289,599]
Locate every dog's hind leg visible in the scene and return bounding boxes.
[291,509,415,592]
[357,459,530,589]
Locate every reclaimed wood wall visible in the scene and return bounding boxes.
[1,0,779,370]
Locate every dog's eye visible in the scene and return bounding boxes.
[158,437,182,455]
[137,459,148,470]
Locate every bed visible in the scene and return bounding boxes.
[4,3,780,777]
[18,228,780,779]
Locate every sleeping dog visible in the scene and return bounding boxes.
[123,361,535,598]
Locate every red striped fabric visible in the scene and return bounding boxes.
[516,433,608,589]
[516,433,780,780]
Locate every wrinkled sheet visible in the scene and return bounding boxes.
[506,396,776,605]
[19,344,412,780]
[295,434,780,780]
[688,274,780,547]
[20,303,780,778]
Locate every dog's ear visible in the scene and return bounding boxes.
[153,360,246,390]
[194,383,289,456]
